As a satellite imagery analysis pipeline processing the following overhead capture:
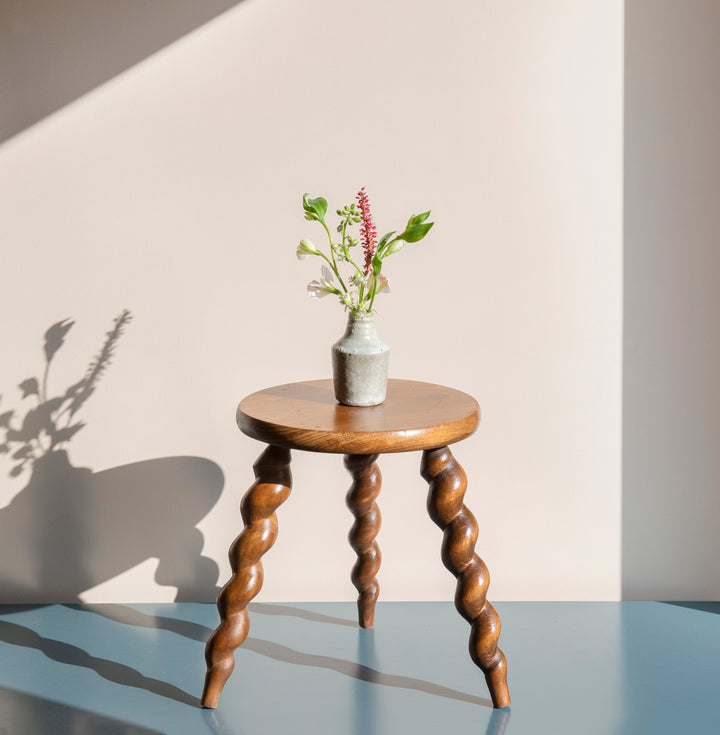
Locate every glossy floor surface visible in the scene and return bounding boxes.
[0,601,718,734]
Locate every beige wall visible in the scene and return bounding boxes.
[0,0,623,602]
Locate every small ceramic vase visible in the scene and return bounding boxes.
[332,313,390,406]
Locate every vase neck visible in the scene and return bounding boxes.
[345,313,376,337]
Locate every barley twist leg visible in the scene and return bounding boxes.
[344,454,382,628]
[421,446,510,708]
[201,445,292,708]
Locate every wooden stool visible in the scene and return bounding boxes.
[201,379,510,709]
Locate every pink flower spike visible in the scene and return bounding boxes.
[356,187,378,274]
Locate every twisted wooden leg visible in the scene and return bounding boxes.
[345,454,382,628]
[201,445,292,708]
[421,446,510,708]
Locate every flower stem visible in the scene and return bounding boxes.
[320,221,348,292]
[368,276,379,312]
[318,249,349,296]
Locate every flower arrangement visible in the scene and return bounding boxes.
[297,188,433,314]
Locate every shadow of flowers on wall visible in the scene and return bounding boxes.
[0,312,222,603]
[0,311,131,473]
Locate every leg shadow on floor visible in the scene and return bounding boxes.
[72,603,495,707]
[249,602,357,628]
[0,619,199,706]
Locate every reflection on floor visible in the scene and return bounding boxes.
[0,601,718,734]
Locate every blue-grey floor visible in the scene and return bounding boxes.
[0,601,718,734]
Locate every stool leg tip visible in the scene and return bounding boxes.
[358,606,375,628]
[201,673,223,709]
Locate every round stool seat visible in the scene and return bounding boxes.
[237,379,479,454]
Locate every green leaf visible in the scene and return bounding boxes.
[407,211,431,227]
[398,221,434,243]
[302,193,318,221]
[311,197,328,220]
[372,252,383,276]
[376,231,396,257]
[302,193,327,222]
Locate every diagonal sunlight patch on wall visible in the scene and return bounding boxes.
[0,0,248,143]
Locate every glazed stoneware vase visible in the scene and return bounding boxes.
[332,313,390,406]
